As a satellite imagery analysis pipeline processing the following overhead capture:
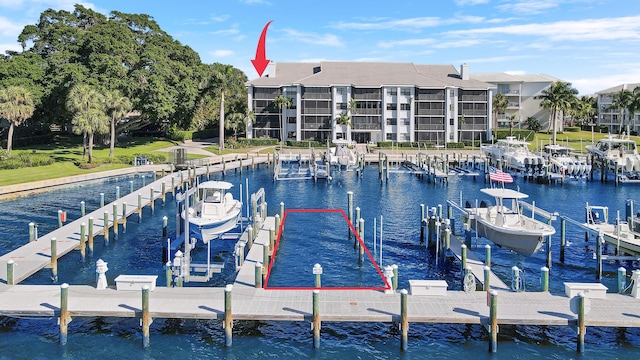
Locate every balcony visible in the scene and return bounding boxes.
[507,102,520,108]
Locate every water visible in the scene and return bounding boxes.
[1,166,639,359]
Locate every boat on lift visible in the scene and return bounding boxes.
[328,139,358,170]
[543,144,591,178]
[586,135,640,182]
[179,181,242,244]
[481,136,546,174]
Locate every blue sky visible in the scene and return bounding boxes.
[0,0,639,94]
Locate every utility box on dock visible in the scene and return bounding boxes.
[564,282,607,299]
[115,275,158,291]
[409,280,448,296]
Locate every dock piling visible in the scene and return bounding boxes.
[137,193,142,223]
[150,188,155,214]
[7,259,14,285]
[79,223,86,262]
[103,211,109,244]
[130,180,134,194]
[80,201,85,217]
[489,290,498,353]
[51,237,58,282]
[313,263,322,288]
[165,262,172,288]
[561,218,566,263]
[116,186,120,200]
[392,264,398,291]
[577,292,586,353]
[312,289,320,349]
[100,193,104,208]
[224,284,233,347]
[29,222,35,242]
[618,267,627,293]
[162,216,168,238]
[121,203,127,233]
[59,283,70,346]
[255,262,262,288]
[347,191,354,241]
[484,266,490,292]
[541,266,549,292]
[485,244,491,267]
[112,204,118,240]
[400,289,408,351]
[142,285,151,348]
[88,217,94,255]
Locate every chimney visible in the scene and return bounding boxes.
[267,62,276,78]
[460,63,469,80]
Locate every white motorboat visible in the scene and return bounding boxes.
[543,144,591,178]
[584,201,640,256]
[463,188,556,255]
[328,139,358,170]
[586,135,640,174]
[481,136,546,173]
[180,181,242,244]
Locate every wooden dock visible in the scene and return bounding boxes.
[0,157,269,284]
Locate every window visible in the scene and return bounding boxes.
[388,88,397,95]
[401,118,410,125]
[401,88,412,96]
[450,118,454,125]
[336,103,348,110]
[498,84,510,94]
[400,103,411,111]
[387,103,397,110]
[287,117,296,124]
[386,133,397,141]
[336,87,347,95]
[386,118,397,125]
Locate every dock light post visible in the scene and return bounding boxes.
[313,263,322,288]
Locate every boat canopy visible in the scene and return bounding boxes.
[197,181,234,190]
[480,188,529,199]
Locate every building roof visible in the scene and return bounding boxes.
[471,72,560,83]
[595,83,640,95]
[247,61,494,89]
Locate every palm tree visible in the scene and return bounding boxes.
[226,112,246,137]
[104,90,133,157]
[608,89,634,134]
[335,112,351,140]
[66,84,109,163]
[0,85,35,156]
[535,81,578,144]
[273,94,292,143]
[507,114,518,137]
[244,108,256,138]
[491,93,509,138]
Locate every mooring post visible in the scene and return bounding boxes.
[58,210,63,228]
[100,193,105,208]
[121,203,127,233]
[51,237,58,281]
[485,244,491,267]
[392,264,399,291]
[80,201,86,217]
[150,188,155,214]
[274,215,281,238]
[88,217,94,255]
[142,175,146,187]
[59,283,70,346]
[130,180,134,194]
[483,266,490,292]
[171,177,175,195]
[546,235,552,269]
[461,244,467,279]
[560,218,566,263]
[420,204,425,243]
[112,204,118,240]
[596,233,603,280]
[142,285,151,348]
[269,228,275,250]
[618,267,627,293]
[162,216,168,238]
[541,266,549,292]
[224,284,233,347]
[115,186,120,200]
[577,292,586,353]
[137,193,143,223]
[312,289,320,348]
[29,222,35,242]
[400,289,408,351]
[489,290,498,353]
[79,223,86,262]
[7,259,15,285]
[359,219,365,264]
[103,211,109,244]
[247,225,254,249]
[354,207,361,249]
[313,263,322,288]
[263,242,270,268]
[347,191,354,241]
[161,182,166,205]
[165,262,172,288]
[255,262,262,288]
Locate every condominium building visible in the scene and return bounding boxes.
[596,83,640,135]
[246,62,495,144]
[470,73,560,130]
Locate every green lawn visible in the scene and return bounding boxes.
[529,131,640,152]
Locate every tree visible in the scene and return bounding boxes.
[573,95,596,128]
[524,117,542,132]
[335,112,350,140]
[535,81,578,144]
[0,85,35,155]
[104,90,132,157]
[492,93,509,136]
[507,114,518,137]
[66,84,109,163]
[608,89,634,134]
[273,94,292,143]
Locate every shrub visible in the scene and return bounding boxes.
[287,140,325,148]
[193,129,217,139]
[238,138,279,147]
[565,126,580,132]
[0,153,55,169]
[167,125,194,142]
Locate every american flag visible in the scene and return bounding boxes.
[489,166,514,183]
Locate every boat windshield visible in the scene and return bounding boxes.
[203,189,223,203]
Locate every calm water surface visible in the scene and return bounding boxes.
[0,166,639,359]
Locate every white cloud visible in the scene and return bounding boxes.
[377,38,435,48]
[279,29,344,47]
[496,0,560,14]
[210,49,234,57]
[210,14,229,22]
[570,68,640,95]
[0,42,22,54]
[238,0,270,4]
[458,55,538,63]
[446,16,640,42]
[455,0,490,5]
[210,29,240,36]
[0,16,23,37]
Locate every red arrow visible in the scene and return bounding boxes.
[251,20,272,77]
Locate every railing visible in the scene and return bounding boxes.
[416,94,445,101]
[460,110,488,116]
[460,95,488,101]
[416,109,445,115]
[353,123,382,130]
